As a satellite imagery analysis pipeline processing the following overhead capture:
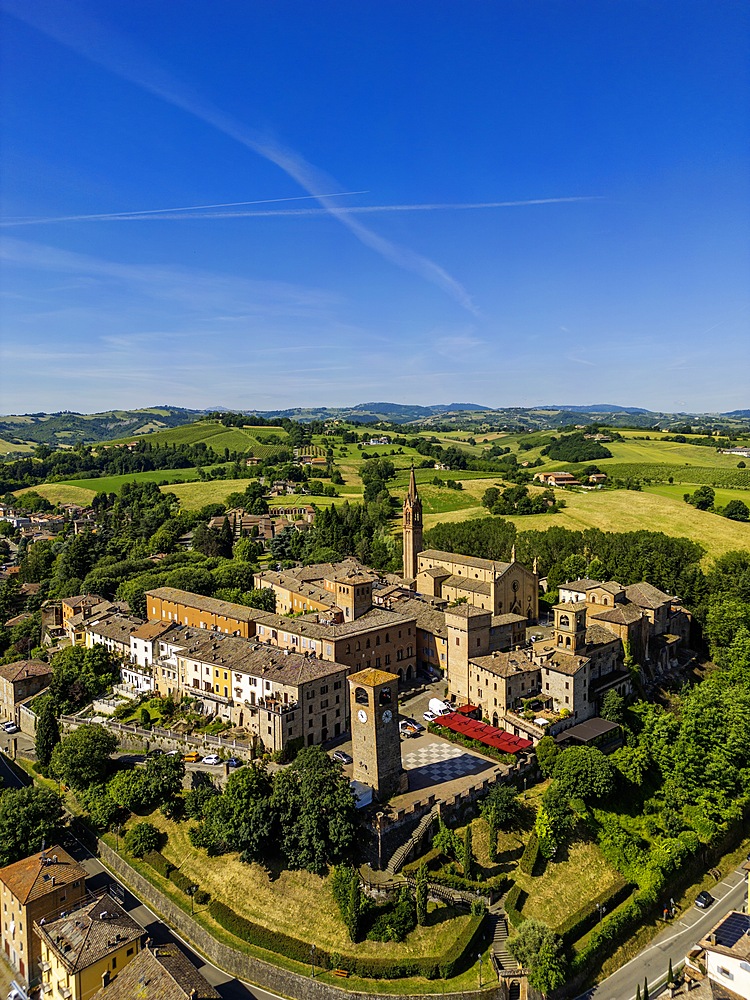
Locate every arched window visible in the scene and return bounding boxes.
[559,615,570,627]
[354,687,369,705]
[378,687,392,705]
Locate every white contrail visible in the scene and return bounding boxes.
[2,195,597,227]
[0,191,369,227]
[1,1,482,310]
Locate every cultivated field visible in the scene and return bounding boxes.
[103,420,289,456]
[15,483,97,505]
[0,437,33,455]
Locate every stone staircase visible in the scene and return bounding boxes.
[385,805,438,875]
[489,911,519,975]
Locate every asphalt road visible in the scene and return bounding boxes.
[574,864,749,1000]
[62,825,286,1000]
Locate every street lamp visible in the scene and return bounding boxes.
[310,943,316,978]
[478,952,483,989]
[187,883,197,915]
[596,902,606,922]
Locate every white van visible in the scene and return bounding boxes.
[428,698,452,717]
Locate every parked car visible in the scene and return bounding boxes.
[226,757,243,767]
[695,891,714,909]
[332,750,353,765]
[165,749,181,757]
[146,748,163,757]
[182,751,201,762]
[202,754,221,765]
[404,717,424,732]
[423,710,437,722]
[3,721,19,734]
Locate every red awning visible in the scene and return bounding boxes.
[433,712,533,754]
[455,704,480,716]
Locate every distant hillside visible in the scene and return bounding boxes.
[0,407,205,447]
[2,402,748,449]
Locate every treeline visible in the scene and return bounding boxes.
[0,440,227,493]
[424,518,706,601]
[270,498,400,572]
[541,432,613,463]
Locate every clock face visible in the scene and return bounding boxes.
[357,708,368,724]
[382,709,393,724]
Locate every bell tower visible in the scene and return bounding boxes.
[402,465,423,581]
[348,668,408,799]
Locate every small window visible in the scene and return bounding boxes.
[127,947,134,956]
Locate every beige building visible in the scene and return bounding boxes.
[146,587,419,684]
[83,614,145,660]
[0,659,52,727]
[254,564,377,620]
[452,599,633,743]
[35,892,144,1000]
[152,628,351,750]
[0,846,86,989]
[416,548,539,620]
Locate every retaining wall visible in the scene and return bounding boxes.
[97,840,503,1000]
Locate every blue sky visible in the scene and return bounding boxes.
[1,0,748,414]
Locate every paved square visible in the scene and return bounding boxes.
[401,741,487,784]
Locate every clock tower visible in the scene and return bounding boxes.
[348,668,408,799]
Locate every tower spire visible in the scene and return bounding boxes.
[408,463,418,500]
[403,464,423,581]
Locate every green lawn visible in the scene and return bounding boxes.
[513,838,623,931]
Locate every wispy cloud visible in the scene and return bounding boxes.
[1,0,480,313]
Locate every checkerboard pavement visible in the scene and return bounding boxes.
[401,741,487,783]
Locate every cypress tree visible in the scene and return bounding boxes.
[635,985,641,1000]
[668,957,674,984]
[35,698,61,771]
[415,862,428,925]
[463,822,474,880]
[347,870,361,942]
[643,977,650,1000]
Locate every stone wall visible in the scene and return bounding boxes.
[97,840,503,1000]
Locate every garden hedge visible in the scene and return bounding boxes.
[555,878,633,944]
[518,831,540,875]
[504,884,527,927]
[209,899,487,979]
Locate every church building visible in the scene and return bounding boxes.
[402,470,539,621]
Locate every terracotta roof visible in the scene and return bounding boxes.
[0,659,52,684]
[589,603,643,626]
[419,549,512,574]
[0,846,86,905]
[91,943,220,999]
[472,651,538,678]
[625,581,672,609]
[442,574,491,596]
[585,623,621,647]
[146,588,263,624]
[560,579,601,593]
[35,892,143,974]
[131,620,175,642]
[86,613,145,644]
[162,632,348,685]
